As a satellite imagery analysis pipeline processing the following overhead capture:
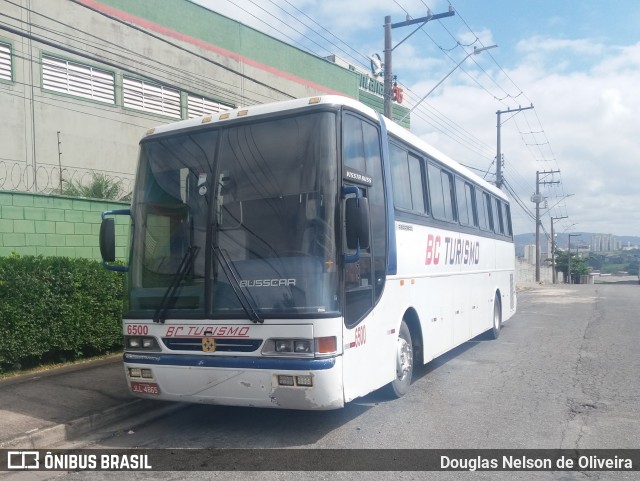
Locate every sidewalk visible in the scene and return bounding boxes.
[0,356,182,449]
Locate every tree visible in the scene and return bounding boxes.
[553,249,590,283]
[62,173,129,201]
[586,254,605,271]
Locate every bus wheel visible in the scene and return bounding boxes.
[488,294,502,340]
[385,320,413,398]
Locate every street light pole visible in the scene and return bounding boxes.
[495,105,534,189]
[532,170,560,282]
[568,233,581,284]
[551,216,567,284]
[398,45,497,123]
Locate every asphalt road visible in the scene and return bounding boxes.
[13,283,640,481]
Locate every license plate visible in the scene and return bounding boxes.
[130,381,160,395]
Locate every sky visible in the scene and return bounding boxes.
[193,0,640,239]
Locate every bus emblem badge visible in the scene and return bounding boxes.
[202,337,216,352]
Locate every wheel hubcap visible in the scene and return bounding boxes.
[396,338,413,380]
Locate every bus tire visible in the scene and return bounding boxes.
[384,320,413,398]
[488,294,502,340]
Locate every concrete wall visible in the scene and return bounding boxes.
[515,258,554,286]
[0,191,129,259]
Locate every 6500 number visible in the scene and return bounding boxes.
[355,325,367,347]
[126,324,149,336]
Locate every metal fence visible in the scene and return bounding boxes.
[0,160,134,200]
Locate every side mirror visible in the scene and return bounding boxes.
[100,218,116,262]
[345,196,370,250]
[100,209,131,272]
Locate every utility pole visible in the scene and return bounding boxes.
[383,7,455,120]
[384,16,392,119]
[532,170,560,282]
[496,105,534,189]
[550,215,567,283]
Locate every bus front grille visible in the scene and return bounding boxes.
[162,338,263,352]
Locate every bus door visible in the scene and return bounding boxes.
[340,112,392,402]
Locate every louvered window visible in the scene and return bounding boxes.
[0,43,13,82]
[42,55,114,103]
[123,77,181,118]
[187,93,232,118]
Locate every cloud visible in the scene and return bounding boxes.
[409,37,640,236]
[516,36,605,56]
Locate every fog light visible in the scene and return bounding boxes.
[275,340,293,353]
[141,369,153,379]
[294,340,311,353]
[129,368,141,378]
[277,375,295,386]
[296,375,313,386]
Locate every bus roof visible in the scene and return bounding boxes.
[144,95,378,137]
[144,95,507,201]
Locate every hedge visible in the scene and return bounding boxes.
[0,255,125,369]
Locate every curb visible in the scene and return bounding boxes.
[0,399,186,449]
[0,355,187,449]
[0,354,123,387]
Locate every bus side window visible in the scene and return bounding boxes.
[389,143,425,214]
[477,189,488,230]
[428,163,456,222]
[503,203,513,236]
[466,183,478,227]
[389,143,412,211]
[483,192,494,231]
[408,153,425,214]
[455,178,476,227]
[494,198,505,235]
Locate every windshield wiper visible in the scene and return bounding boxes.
[213,246,263,324]
[153,246,199,324]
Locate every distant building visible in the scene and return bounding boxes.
[591,234,620,252]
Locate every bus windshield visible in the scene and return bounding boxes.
[128,111,340,319]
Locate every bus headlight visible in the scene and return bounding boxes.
[125,336,160,352]
[273,339,312,354]
[275,339,293,353]
[294,340,312,353]
[264,338,335,357]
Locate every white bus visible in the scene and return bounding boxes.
[100,95,516,409]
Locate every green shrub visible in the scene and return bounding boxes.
[0,255,125,369]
